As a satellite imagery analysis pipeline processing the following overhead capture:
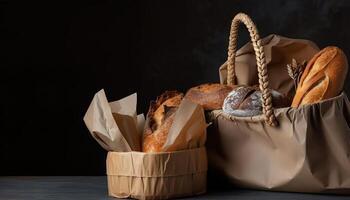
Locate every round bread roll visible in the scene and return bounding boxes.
[185,83,235,110]
[291,46,348,107]
[223,86,289,117]
[142,91,183,153]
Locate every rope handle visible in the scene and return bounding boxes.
[226,13,278,126]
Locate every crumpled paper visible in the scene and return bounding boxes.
[83,89,207,152]
[83,89,143,151]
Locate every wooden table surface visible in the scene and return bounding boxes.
[0,176,349,200]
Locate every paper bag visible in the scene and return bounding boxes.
[219,34,319,97]
[84,90,208,199]
[107,147,207,200]
[209,93,350,194]
[209,13,350,194]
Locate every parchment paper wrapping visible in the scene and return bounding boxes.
[83,89,142,151]
[162,98,207,151]
[84,89,207,199]
[208,93,350,194]
[219,34,319,97]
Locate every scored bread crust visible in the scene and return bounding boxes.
[291,46,348,107]
[223,86,289,117]
[142,91,183,153]
[185,83,235,110]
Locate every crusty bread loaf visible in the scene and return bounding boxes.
[185,83,235,110]
[291,46,348,107]
[142,91,183,153]
[223,86,289,117]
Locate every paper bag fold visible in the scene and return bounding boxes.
[83,89,142,152]
[162,99,207,151]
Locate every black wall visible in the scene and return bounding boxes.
[2,0,350,175]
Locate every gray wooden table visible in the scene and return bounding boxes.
[0,176,348,200]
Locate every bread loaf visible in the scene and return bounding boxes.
[223,86,289,117]
[291,46,348,107]
[142,91,183,152]
[185,83,235,110]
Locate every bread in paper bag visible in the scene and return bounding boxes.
[292,46,348,107]
[84,89,208,199]
[143,91,207,152]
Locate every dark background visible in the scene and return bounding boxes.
[2,0,350,175]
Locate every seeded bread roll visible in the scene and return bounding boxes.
[223,86,289,117]
[142,91,183,153]
[291,46,348,107]
[185,83,235,110]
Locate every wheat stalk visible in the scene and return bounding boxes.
[287,58,306,91]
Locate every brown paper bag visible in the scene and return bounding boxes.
[210,93,350,193]
[219,34,319,97]
[208,13,350,194]
[107,147,207,200]
[84,90,207,199]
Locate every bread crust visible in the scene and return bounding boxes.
[185,83,235,110]
[291,46,348,107]
[142,91,183,152]
[223,86,289,117]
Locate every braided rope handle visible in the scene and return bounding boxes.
[227,13,278,126]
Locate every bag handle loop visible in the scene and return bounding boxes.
[227,13,277,126]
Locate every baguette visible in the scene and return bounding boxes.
[291,46,348,107]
